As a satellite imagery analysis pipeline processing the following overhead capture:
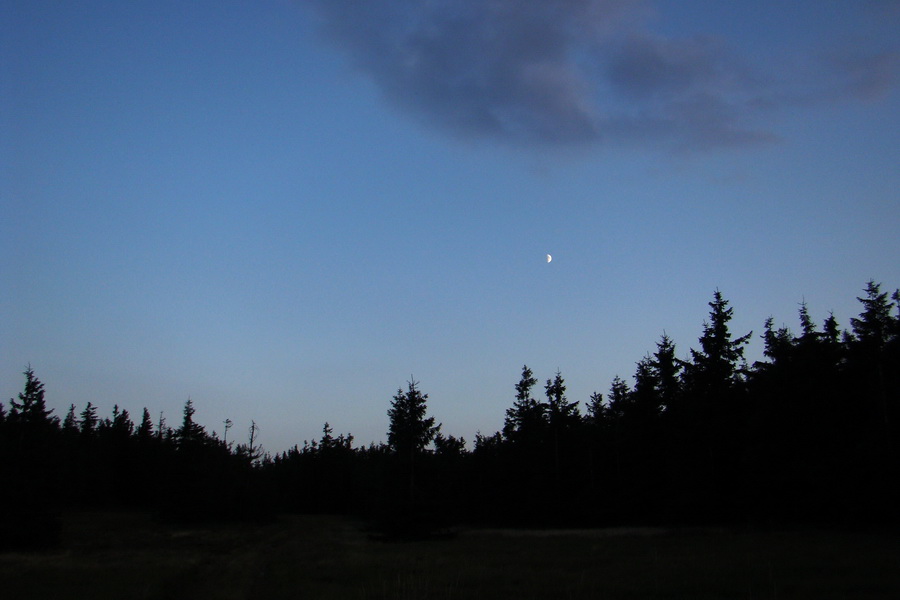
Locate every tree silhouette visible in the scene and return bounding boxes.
[80,402,99,438]
[137,407,154,441]
[503,365,547,445]
[3,280,899,530]
[176,398,206,448]
[684,290,752,397]
[387,378,440,504]
[388,378,440,458]
[848,281,898,457]
[851,280,895,350]
[62,404,78,436]
[8,365,55,431]
[544,369,579,494]
[2,367,61,549]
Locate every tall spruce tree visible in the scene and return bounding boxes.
[62,404,78,435]
[606,376,631,420]
[652,333,681,411]
[9,365,55,430]
[585,392,605,426]
[851,281,895,351]
[678,290,752,510]
[545,370,579,429]
[387,378,440,503]
[176,398,206,448]
[80,402,99,437]
[137,408,154,441]
[388,379,439,459]
[849,281,897,445]
[503,365,547,443]
[684,290,752,399]
[631,356,663,422]
[544,370,579,490]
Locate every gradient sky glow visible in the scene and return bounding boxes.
[3,1,899,452]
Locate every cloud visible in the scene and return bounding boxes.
[823,49,899,102]
[306,0,898,151]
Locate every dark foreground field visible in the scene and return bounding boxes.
[2,511,899,599]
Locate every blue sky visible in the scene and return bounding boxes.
[3,0,899,452]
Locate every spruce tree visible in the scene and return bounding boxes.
[80,402,98,437]
[503,365,547,443]
[176,398,206,448]
[798,301,817,340]
[606,376,631,420]
[387,378,440,504]
[849,281,897,446]
[62,404,78,435]
[679,290,751,509]
[851,280,895,351]
[651,333,681,411]
[631,356,663,421]
[684,289,752,399]
[9,365,55,429]
[137,408,154,441]
[387,379,439,459]
[545,370,579,428]
[544,370,579,491]
[585,392,605,426]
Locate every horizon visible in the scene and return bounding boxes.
[3,0,899,453]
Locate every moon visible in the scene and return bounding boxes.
[546,254,552,263]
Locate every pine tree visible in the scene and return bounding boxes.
[684,289,752,399]
[543,370,579,491]
[606,376,631,420]
[80,402,98,437]
[631,356,663,421]
[677,290,752,508]
[761,317,794,365]
[105,404,134,438]
[851,280,895,351]
[849,281,897,445]
[62,404,78,435]
[176,398,206,448]
[387,378,440,458]
[607,376,630,481]
[503,365,547,443]
[319,422,335,453]
[235,420,263,464]
[545,370,579,429]
[583,391,606,496]
[651,333,681,411]
[798,301,817,341]
[433,432,467,457]
[823,312,841,345]
[9,365,55,430]
[137,408,154,441]
[585,392,605,426]
[387,378,440,503]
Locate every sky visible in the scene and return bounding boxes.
[3,0,899,453]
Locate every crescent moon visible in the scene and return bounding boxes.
[546,254,552,263]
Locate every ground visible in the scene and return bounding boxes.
[2,511,899,599]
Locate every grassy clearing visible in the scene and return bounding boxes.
[2,511,899,599]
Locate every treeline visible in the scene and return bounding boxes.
[2,281,899,545]
[0,380,274,548]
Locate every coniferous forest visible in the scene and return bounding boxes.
[3,281,899,549]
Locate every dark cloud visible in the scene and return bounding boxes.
[606,34,731,98]
[306,0,898,151]
[823,49,899,101]
[307,0,614,145]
